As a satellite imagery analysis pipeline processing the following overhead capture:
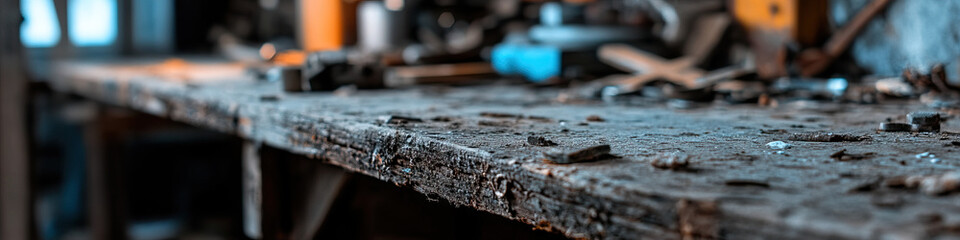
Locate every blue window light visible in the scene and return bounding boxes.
[20,0,61,48]
[68,0,117,47]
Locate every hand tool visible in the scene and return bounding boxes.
[383,62,497,88]
[595,13,740,96]
[492,43,622,83]
[301,49,384,91]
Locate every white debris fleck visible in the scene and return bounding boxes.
[931,158,942,164]
[875,77,914,97]
[916,152,931,159]
[766,141,792,150]
[650,151,691,169]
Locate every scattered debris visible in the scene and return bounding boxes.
[542,145,612,164]
[480,112,553,122]
[586,115,606,122]
[908,111,941,132]
[914,125,941,133]
[766,141,792,150]
[650,151,691,170]
[527,115,552,122]
[878,122,911,132]
[829,149,872,161]
[526,136,558,147]
[378,115,424,124]
[885,171,960,195]
[431,116,454,122]
[908,111,941,123]
[478,120,512,127]
[480,112,522,118]
[259,94,280,102]
[760,129,788,134]
[724,179,770,188]
[788,133,867,142]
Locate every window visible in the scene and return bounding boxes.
[20,0,60,48]
[68,0,117,47]
[20,0,118,48]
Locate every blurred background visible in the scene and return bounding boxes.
[3,0,960,239]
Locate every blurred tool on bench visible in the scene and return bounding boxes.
[593,12,745,99]
[213,0,960,108]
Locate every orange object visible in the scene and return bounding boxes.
[732,0,826,45]
[298,0,357,51]
[272,50,308,66]
[730,0,828,78]
[733,0,794,33]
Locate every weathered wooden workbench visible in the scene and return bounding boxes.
[53,58,960,239]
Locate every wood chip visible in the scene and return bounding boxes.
[878,122,911,132]
[724,179,770,188]
[527,136,558,147]
[907,111,940,125]
[480,112,521,118]
[829,149,872,161]
[788,133,867,142]
[380,115,423,124]
[542,145,611,164]
[586,115,606,122]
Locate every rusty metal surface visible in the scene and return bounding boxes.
[53,59,960,239]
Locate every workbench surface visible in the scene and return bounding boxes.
[53,59,960,239]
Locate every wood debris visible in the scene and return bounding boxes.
[724,179,770,188]
[650,151,691,170]
[480,112,522,118]
[829,149,873,161]
[542,145,611,164]
[788,132,867,142]
[526,136,558,147]
[379,115,424,124]
[586,115,606,122]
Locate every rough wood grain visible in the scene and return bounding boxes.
[53,59,960,239]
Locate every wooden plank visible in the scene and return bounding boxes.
[244,141,348,240]
[259,145,291,240]
[84,107,130,240]
[0,0,34,238]
[242,142,263,239]
[52,59,960,239]
[288,157,347,240]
